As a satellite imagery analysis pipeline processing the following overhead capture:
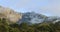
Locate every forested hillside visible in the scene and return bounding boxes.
[0,18,60,32]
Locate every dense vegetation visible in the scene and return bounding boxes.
[0,18,60,32]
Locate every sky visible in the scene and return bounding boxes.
[0,0,60,16]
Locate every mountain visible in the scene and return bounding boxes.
[17,12,60,24]
[17,12,48,24]
[0,6,60,25]
[0,6,22,23]
[44,16,60,23]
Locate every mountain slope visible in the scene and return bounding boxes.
[0,6,60,24]
[17,12,48,24]
[18,12,60,24]
[0,6,22,23]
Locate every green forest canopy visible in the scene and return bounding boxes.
[0,18,60,32]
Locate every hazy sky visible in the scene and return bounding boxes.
[0,0,60,16]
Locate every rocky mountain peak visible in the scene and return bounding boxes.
[0,6,22,23]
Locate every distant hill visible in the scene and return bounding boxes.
[44,16,60,23]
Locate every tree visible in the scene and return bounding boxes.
[0,18,9,32]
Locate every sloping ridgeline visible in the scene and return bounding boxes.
[0,6,22,23]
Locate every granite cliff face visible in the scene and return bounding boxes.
[0,6,22,23]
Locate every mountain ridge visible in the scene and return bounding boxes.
[0,6,60,24]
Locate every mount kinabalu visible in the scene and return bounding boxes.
[0,6,60,24]
[0,6,48,24]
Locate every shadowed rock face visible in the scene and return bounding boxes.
[17,12,48,24]
[0,6,22,23]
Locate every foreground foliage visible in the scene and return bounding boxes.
[0,18,60,32]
